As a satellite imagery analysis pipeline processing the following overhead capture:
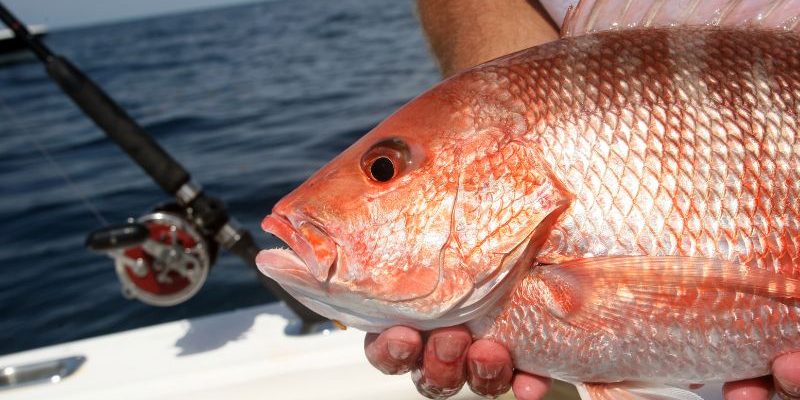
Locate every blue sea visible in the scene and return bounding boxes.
[0,0,439,355]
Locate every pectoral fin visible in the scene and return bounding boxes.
[575,382,703,400]
[534,256,800,333]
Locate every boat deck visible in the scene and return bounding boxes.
[0,303,505,399]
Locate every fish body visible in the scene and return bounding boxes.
[257,8,800,399]
[461,27,800,384]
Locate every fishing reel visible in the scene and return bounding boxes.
[86,203,216,306]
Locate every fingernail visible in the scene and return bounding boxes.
[375,363,393,375]
[492,383,512,397]
[387,339,414,361]
[433,336,468,363]
[416,377,462,399]
[777,377,800,398]
[467,380,510,399]
[471,359,505,380]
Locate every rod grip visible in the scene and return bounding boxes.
[46,56,190,194]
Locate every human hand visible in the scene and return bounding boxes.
[366,326,800,400]
[723,352,800,400]
[364,325,550,399]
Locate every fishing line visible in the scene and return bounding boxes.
[0,94,110,226]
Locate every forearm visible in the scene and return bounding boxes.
[416,0,559,77]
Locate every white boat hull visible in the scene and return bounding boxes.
[0,303,500,399]
[0,301,726,399]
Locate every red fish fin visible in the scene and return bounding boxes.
[561,0,800,37]
[575,382,703,400]
[533,256,800,333]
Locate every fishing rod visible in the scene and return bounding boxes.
[0,3,325,332]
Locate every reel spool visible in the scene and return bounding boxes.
[86,207,214,306]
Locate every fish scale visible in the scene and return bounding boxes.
[491,29,800,269]
[459,29,800,384]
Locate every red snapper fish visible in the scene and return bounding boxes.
[257,1,800,399]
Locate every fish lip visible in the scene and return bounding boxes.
[259,212,337,284]
[255,247,317,287]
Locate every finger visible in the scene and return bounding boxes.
[723,376,773,400]
[364,326,422,375]
[466,339,513,397]
[512,372,552,400]
[774,352,800,399]
[412,326,471,399]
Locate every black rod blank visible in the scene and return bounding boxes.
[0,3,190,194]
[0,3,50,62]
[44,57,191,194]
[0,3,325,326]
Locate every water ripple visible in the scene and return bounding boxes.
[0,0,439,355]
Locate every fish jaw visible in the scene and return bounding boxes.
[257,213,337,285]
[256,212,411,331]
[254,254,399,331]
[256,212,485,331]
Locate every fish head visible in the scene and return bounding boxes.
[257,73,570,331]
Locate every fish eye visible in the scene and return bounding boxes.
[369,156,395,182]
[361,138,410,183]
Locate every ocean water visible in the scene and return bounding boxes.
[0,0,439,355]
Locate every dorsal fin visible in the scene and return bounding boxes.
[561,0,800,38]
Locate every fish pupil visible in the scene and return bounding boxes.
[370,157,395,182]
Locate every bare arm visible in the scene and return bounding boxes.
[416,0,559,77]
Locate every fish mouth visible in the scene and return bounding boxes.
[256,213,338,286]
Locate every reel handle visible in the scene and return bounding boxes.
[85,223,149,252]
